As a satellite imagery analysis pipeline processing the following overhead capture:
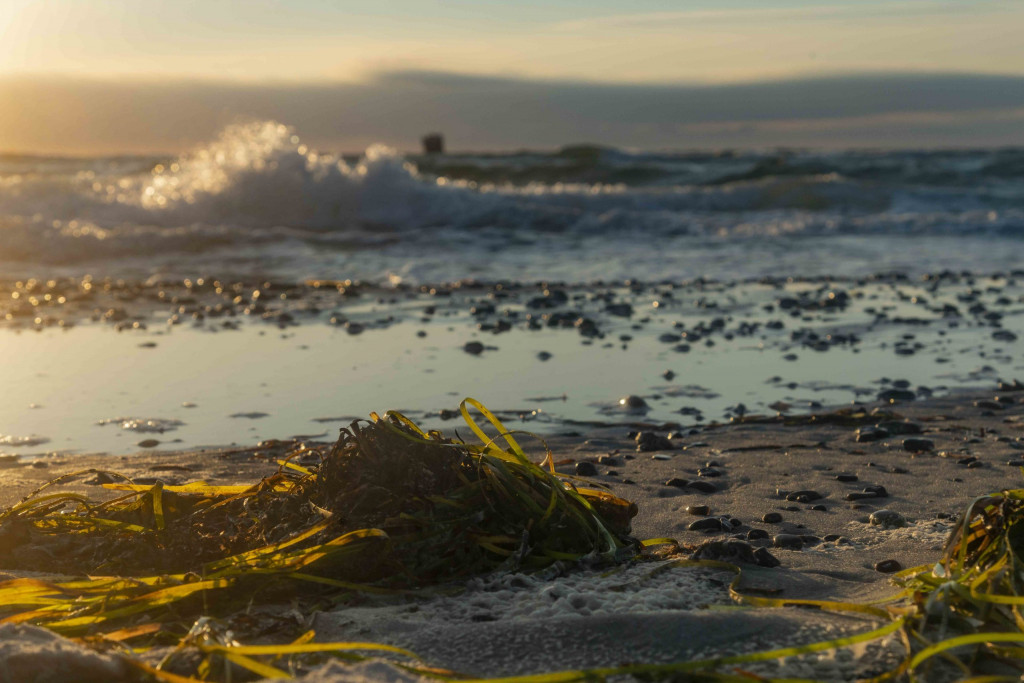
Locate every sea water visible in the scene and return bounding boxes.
[0,121,1022,455]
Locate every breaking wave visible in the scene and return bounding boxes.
[0,120,1022,275]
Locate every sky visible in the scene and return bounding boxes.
[1,0,1023,153]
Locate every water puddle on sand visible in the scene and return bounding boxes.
[0,290,1020,458]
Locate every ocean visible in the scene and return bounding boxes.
[2,120,1023,284]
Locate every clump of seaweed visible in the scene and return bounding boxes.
[896,489,1024,680]
[0,400,637,643]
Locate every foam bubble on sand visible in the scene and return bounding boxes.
[0,434,49,447]
[96,417,185,433]
[317,560,733,633]
[803,519,953,556]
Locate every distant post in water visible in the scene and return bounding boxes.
[422,133,445,155]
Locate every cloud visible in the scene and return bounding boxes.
[2,71,1023,154]
[547,0,977,32]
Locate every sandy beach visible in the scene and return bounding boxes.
[1,373,1022,681]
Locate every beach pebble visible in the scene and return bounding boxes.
[686,481,717,494]
[903,438,935,453]
[690,539,779,568]
[463,341,485,355]
[574,461,598,477]
[686,504,710,516]
[869,509,907,528]
[874,559,902,573]
[137,439,159,448]
[863,484,888,497]
[635,431,673,452]
[696,467,721,478]
[772,534,804,550]
[687,517,731,533]
[877,420,922,435]
[856,427,889,442]
[84,472,116,485]
[835,473,858,482]
[877,389,916,402]
[664,477,689,488]
[761,512,783,524]
[619,395,649,410]
[785,490,823,503]
[846,491,879,501]
[536,351,552,361]
[596,454,622,466]
[746,529,769,541]
[753,547,781,568]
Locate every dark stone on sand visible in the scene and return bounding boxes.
[903,438,935,453]
[785,490,823,503]
[869,509,906,528]
[697,467,722,478]
[686,504,710,516]
[856,427,889,442]
[636,431,673,452]
[877,389,916,402]
[997,379,1024,392]
[597,454,622,466]
[662,370,676,380]
[992,330,1018,342]
[772,534,804,550]
[463,341,485,355]
[574,461,598,476]
[809,504,827,511]
[686,480,718,494]
[605,303,634,317]
[762,512,783,524]
[876,420,923,435]
[137,439,160,448]
[875,559,902,573]
[974,400,1004,410]
[690,539,779,568]
[621,395,648,410]
[746,529,769,541]
[863,485,888,497]
[845,491,879,501]
[835,474,859,482]
[753,547,781,568]
[85,472,116,485]
[664,478,689,488]
[967,460,984,469]
[688,517,730,532]
[1007,459,1024,467]
[536,351,552,361]
[345,322,365,335]
[823,534,842,542]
